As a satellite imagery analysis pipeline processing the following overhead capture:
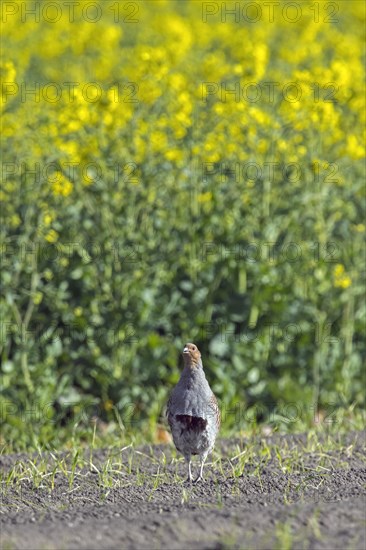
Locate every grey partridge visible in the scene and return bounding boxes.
[167,343,220,482]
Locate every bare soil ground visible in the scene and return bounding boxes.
[1,431,365,550]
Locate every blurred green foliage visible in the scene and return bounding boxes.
[1,1,365,450]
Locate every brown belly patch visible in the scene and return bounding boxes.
[175,415,207,432]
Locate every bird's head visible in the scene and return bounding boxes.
[182,343,202,368]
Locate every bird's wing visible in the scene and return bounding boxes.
[168,386,219,422]
[166,392,173,423]
[210,392,221,430]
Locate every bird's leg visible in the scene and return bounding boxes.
[185,456,193,483]
[194,453,208,483]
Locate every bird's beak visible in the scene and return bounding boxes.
[183,347,189,354]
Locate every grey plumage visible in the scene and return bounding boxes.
[167,343,220,482]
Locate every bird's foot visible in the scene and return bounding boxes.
[193,475,204,484]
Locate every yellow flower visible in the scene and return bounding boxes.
[346,135,365,159]
[150,130,167,152]
[334,276,352,289]
[165,149,183,162]
[58,140,79,161]
[278,140,288,151]
[169,73,186,91]
[333,264,345,278]
[197,192,213,204]
[333,264,352,289]
[0,61,17,107]
[10,214,21,227]
[214,103,225,115]
[0,60,16,82]
[103,112,113,126]
[43,213,54,226]
[45,230,58,243]
[51,173,73,197]
[173,125,187,139]
[258,140,269,154]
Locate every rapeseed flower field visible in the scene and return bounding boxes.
[1,0,365,449]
